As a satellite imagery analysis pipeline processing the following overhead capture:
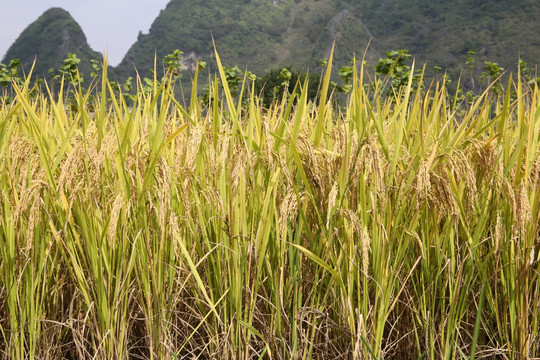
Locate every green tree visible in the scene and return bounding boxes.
[374,49,422,97]
[255,67,320,107]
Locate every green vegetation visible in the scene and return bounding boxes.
[5,0,540,87]
[358,0,540,83]
[109,0,540,82]
[116,0,350,79]
[1,48,539,359]
[0,59,24,88]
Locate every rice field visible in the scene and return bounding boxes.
[0,52,539,359]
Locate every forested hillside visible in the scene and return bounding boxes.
[357,0,540,78]
[3,0,540,82]
[115,0,376,79]
[2,8,102,80]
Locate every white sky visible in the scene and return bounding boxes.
[0,0,170,66]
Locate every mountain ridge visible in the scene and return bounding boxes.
[3,1,540,83]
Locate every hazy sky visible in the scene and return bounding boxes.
[0,0,170,65]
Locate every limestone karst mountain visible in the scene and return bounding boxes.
[2,7,102,80]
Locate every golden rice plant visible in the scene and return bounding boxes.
[0,51,539,359]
